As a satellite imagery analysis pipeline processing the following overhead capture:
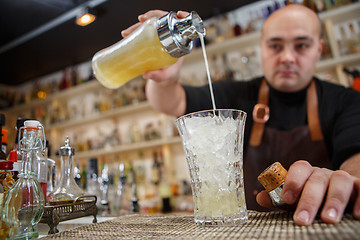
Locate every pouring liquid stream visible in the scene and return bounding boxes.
[199,35,217,113]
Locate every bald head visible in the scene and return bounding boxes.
[260,4,324,93]
[262,5,322,40]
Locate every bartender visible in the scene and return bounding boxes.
[122,5,360,225]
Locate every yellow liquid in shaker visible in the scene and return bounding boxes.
[92,18,178,89]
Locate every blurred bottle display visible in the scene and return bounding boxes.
[0,1,358,112]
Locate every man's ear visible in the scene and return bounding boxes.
[317,39,324,61]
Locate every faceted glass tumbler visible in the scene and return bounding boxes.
[175,109,248,226]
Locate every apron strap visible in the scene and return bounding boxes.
[249,79,323,147]
[307,80,324,141]
[250,79,269,147]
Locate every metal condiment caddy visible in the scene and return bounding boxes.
[41,137,98,234]
[40,195,97,234]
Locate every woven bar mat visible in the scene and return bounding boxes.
[40,210,359,240]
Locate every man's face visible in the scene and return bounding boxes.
[261,8,323,92]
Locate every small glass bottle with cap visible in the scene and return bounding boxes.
[92,11,206,89]
[48,137,84,205]
[2,120,46,240]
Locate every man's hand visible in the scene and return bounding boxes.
[120,10,188,116]
[256,160,360,226]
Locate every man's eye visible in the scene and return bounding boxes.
[296,43,309,50]
[269,44,281,51]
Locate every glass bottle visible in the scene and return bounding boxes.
[37,149,48,205]
[46,157,56,198]
[48,137,84,205]
[99,164,110,216]
[11,118,28,163]
[92,11,205,89]
[1,129,8,155]
[151,151,161,185]
[2,120,46,240]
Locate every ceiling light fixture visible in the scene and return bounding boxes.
[0,0,108,54]
[75,8,96,26]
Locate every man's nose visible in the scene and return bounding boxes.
[280,47,296,64]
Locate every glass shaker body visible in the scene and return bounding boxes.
[92,11,205,89]
[2,120,45,240]
[48,137,84,205]
[92,17,177,89]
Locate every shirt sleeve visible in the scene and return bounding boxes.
[319,81,360,169]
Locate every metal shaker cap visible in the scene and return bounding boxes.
[157,11,205,58]
[59,136,75,156]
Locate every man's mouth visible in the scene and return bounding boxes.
[277,70,296,77]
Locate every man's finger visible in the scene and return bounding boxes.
[320,170,353,224]
[293,168,332,225]
[282,160,314,205]
[121,22,141,37]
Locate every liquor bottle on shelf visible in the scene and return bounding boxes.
[348,22,360,54]
[115,161,136,215]
[59,69,68,90]
[338,24,350,56]
[99,164,111,216]
[1,129,8,156]
[81,165,87,190]
[151,151,161,185]
[74,162,82,187]
[86,157,100,209]
[159,172,173,213]
[0,113,6,160]
[11,118,28,162]
[37,149,48,204]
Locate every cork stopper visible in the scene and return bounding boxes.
[258,162,287,192]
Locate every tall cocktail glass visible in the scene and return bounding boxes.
[175,109,248,226]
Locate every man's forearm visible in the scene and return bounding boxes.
[340,152,360,178]
[146,79,186,117]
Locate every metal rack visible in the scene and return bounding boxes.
[40,195,97,234]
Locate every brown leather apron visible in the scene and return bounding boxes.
[244,79,332,211]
